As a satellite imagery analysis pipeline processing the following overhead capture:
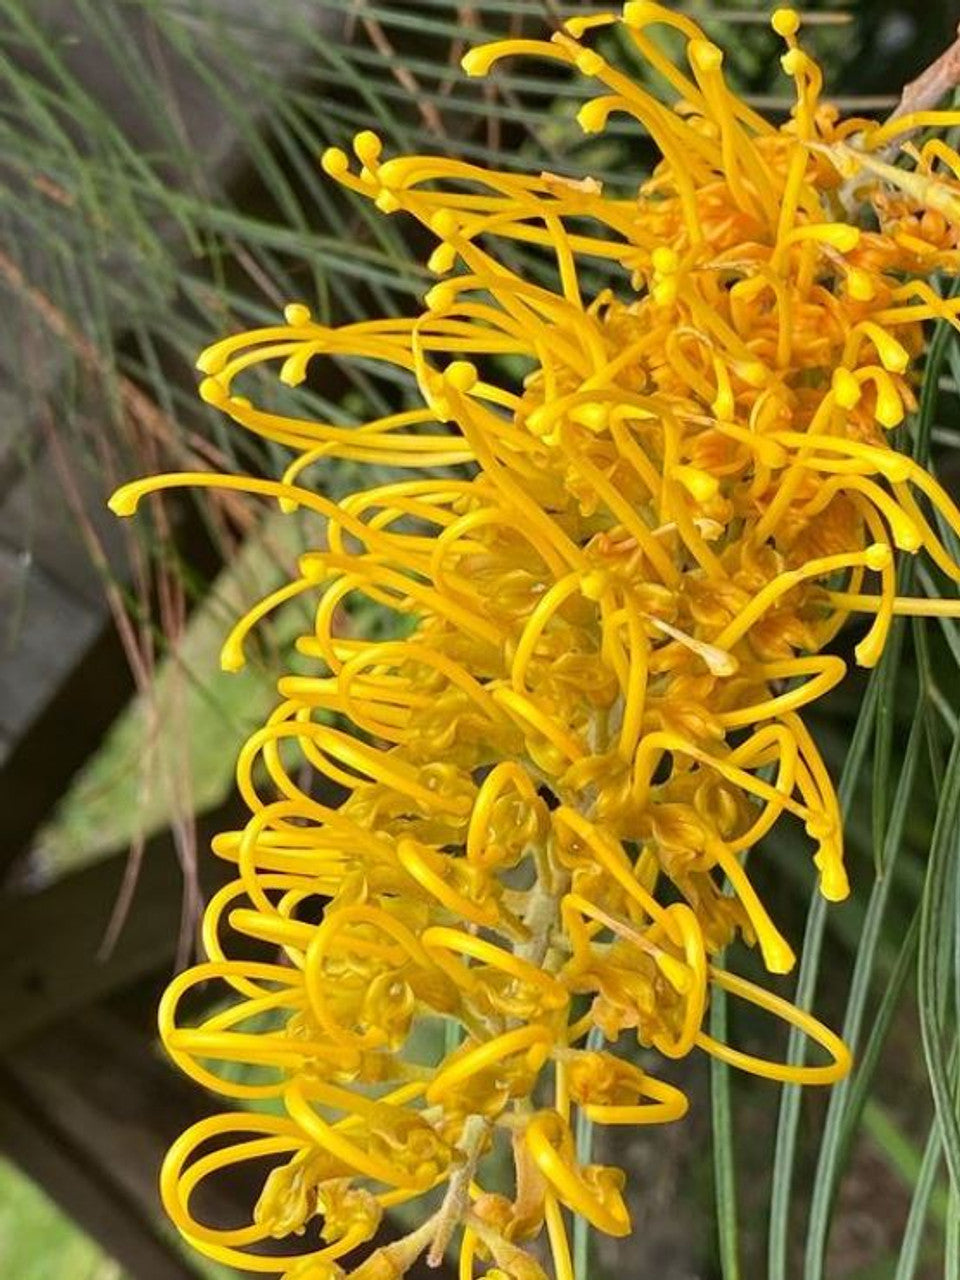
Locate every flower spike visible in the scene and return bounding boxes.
[114,6,960,1277]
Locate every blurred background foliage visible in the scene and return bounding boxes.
[2,1,960,1277]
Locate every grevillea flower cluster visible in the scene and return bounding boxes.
[111,6,960,1278]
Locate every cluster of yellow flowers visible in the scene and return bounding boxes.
[112,5,960,1278]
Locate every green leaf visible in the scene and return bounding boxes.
[803,710,925,1278]
[768,674,879,1280]
[711,952,741,1280]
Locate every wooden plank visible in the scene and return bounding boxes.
[0,494,227,877]
[1,1006,235,1267]
[0,543,101,742]
[0,440,130,610]
[0,798,244,1052]
[0,1066,198,1280]
[0,614,121,873]
[3,1005,348,1273]
[1,999,456,1280]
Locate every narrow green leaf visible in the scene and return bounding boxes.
[837,909,920,1162]
[891,1042,957,1280]
[803,709,924,1278]
[918,729,960,1197]
[947,1188,960,1280]
[768,674,879,1280]
[573,1024,605,1280]
[710,953,741,1280]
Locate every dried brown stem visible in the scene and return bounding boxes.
[359,7,445,137]
[889,22,960,123]
[426,1115,489,1267]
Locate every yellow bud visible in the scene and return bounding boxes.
[195,344,225,374]
[864,543,893,571]
[846,268,876,301]
[816,856,850,902]
[854,631,885,668]
[220,638,246,673]
[890,511,922,552]
[792,223,860,252]
[563,14,615,38]
[651,246,678,275]
[284,303,312,327]
[874,381,905,429]
[871,330,910,373]
[299,552,329,580]
[689,40,724,73]
[570,402,608,431]
[461,45,499,77]
[712,387,734,422]
[280,353,309,387]
[445,360,478,393]
[652,278,678,305]
[198,376,230,406]
[106,484,141,518]
[428,243,457,274]
[672,465,719,503]
[524,405,547,436]
[822,224,860,252]
[760,932,797,975]
[580,570,608,600]
[755,440,788,468]
[353,130,382,166]
[831,368,861,409]
[320,147,349,178]
[577,99,609,134]
[736,359,769,388]
[771,8,800,37]
[622,2,655,28]
[425,282,455,312]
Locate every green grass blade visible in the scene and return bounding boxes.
[837,908,920,1161]
[710,951,741,1280]
[767,673,880,1279]
[918,728,960,1197]
[573,1024,605,1279]
[803,708,925,1278]
[947,1188,960,1280]
[892,1067,951,1280]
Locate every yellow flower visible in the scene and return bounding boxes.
[112,5,960,1278]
